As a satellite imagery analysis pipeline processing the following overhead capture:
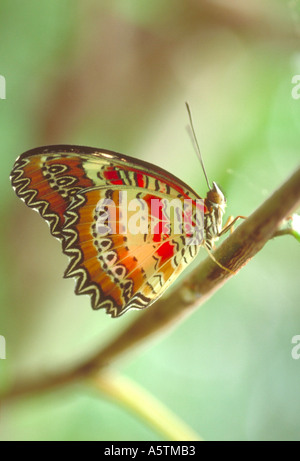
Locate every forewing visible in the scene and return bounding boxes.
[10,145,201,239]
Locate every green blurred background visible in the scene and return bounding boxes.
[0,0,299,441]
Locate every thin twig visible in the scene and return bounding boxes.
[2,166,300,402]
[87,371,203,441]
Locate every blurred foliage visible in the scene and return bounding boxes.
[0,0,299,441]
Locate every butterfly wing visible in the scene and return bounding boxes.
[10,145,205,317]
[63,186,204,317]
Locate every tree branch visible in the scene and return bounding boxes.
[2,166,300,402]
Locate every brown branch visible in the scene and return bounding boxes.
[2,166,300,402]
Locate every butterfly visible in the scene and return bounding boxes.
[10,107,235,318]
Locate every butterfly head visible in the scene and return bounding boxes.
[206,181,226,208]
[204,181,226,248]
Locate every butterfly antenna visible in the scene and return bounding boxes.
[185,102,212,190]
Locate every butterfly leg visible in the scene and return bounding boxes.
[204,216,246,274]
[204,243,235,274]
[219,215,247,237]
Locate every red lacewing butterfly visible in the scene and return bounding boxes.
[10,104,235,318]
